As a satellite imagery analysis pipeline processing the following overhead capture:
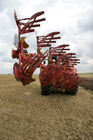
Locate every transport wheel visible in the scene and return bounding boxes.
[41,86,50,95]
[13,63,20,81]
[65,85,78,95]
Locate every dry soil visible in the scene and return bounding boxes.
[0,74,93,140]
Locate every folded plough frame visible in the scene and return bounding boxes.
[12,11,82,95]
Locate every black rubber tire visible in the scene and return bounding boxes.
[41,86,50,95]
[13,63,20,81]
[65,85,78,95]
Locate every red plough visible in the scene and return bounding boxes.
[12,11,82,95]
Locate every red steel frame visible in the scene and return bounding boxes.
[12,11,82,89]
[12,10,48,85]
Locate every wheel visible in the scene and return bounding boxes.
[13,63,20,81]
[41,86,50,95]
[65,85,78,95]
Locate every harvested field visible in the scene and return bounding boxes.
[79,73,93,91]
[79,73,93,79]
[0,74,93,140]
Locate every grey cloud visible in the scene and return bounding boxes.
[77,10,93,32]
[0,0,21,12]
[77,64,93,73]
[0,0,93,73]
[34,0,59,9]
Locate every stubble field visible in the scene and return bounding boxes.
[0,74,93,140]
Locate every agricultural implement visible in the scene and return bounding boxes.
[12,11,82,95]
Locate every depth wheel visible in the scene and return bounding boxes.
[41,86,50,95]
[13,63,20,81]
[65,85,78,95]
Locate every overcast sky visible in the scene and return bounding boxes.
[0,0,93,74]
